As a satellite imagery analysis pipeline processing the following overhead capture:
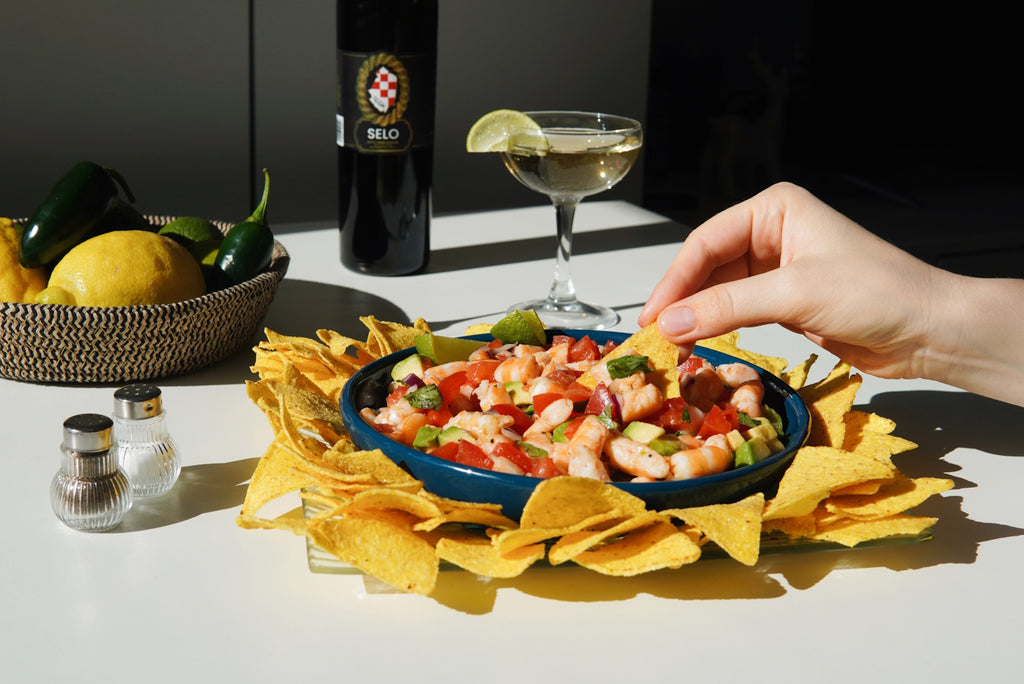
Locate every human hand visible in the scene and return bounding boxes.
[638,182,958,381]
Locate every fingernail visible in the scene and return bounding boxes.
[659,306,696,337]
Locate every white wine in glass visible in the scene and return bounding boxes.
[500,110,642,329]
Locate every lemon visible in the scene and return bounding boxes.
[466,109,545,152]
[48,230,206,306]
[490,309,547,345]
[34,286,75,305]
[0,217,48,303]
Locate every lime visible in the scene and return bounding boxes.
[158,216,223,249]
[466,109,545,153]
[490,310,547,346]
[47,231,206,306]
[413,334,487,364]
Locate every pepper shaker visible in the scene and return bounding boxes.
[112,383,181,498]
[51,413,133,532]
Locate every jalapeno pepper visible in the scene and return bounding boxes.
[19,161,145,269]
[212,168,274,289]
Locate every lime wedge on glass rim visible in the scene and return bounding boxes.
[466,109,547,152]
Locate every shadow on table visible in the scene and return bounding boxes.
[423,389,1024,614]
[114,457,259,532]
[424,220,687,274]
[160,278,414,387]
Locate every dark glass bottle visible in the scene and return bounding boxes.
[337,0,437,275]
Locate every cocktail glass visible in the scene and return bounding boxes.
[500,110,642,329]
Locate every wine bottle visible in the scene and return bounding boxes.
[336,0,437,275]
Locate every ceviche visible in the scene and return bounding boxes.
[359,333,787,483]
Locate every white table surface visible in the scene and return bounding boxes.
[2,201,1022,683]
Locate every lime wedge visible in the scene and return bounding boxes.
[466,109,545,153]
[413,334,487,364]
[490,310,547,346]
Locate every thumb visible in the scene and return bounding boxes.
[654,270,794,345]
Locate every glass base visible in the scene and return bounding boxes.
[509,298,620,330]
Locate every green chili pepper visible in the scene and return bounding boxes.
[212,168,274,289]
[19,161,144,269]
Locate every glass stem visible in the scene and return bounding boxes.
[547,198,580,305]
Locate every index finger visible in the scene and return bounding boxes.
[639,190,787,326]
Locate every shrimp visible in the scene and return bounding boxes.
[364,398,427,445]
[604,435,670,480]
[616,383,664,423]
[716,363,765,418]
[526,375,564,399]
[608,372,645,393]
[445,410,513,442]
[523,397,573,438]
[669,433,733,480]
[474,380,512,411]
[566,415,611,481]
[423,360,467,385]
[682,363,724,408]
[493,355,541,383]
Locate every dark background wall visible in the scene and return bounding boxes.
[3,1,1020,277]
[643,1,1023,277]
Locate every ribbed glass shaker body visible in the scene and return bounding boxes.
[51,413,133,532]
[112,384,181,498]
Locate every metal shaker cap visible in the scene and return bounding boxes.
[62,413,114,452]
[113,383,163,419]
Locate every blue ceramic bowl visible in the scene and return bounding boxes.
[340,330,810,521]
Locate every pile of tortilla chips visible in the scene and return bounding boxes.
[237,318,952,595]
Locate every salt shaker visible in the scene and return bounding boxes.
[112,383,181,498]
[51,413,134,532]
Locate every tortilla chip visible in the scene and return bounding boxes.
[519,477,647,529]
[662,492,765,566]
[762,446,896,521]
[578,323,681,398]
[570,519,702,575]
[825,476,954,520]
[436,527,545,578]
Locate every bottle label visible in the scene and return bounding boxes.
[338,50,432,153]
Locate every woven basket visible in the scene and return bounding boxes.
[0,216,289,384]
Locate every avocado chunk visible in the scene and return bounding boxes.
[649,434,684,456]
[391,353,428,382]
[413,425,442,449]
[504,381,532,406]
[621,421,665,445]
[438,425,468,446]
[734,437,771,467]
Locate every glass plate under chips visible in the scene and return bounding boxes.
[300,489,934,575]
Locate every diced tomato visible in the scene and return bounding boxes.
[563,382,593,405]
[533,392,564,416]
[551,334,576,347]
[717,403,741,431]
[697,404,732,438]
[649,397,700,433]
[438,371,468,404]
[600,340,618,355]
[530,456,561,479]
[466,359,501,385]
[561,415,586,441]
[680,355,705,375]
[430,441,461,462]
[493,441,533,473]
[545,369,581,386]
[568,335,600,362]
[491,403,532,434]
[425,407,451,427]
[386,384,411,407]
[487,339,503,349]
[455,440,493,470]
[584,382,618,422]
